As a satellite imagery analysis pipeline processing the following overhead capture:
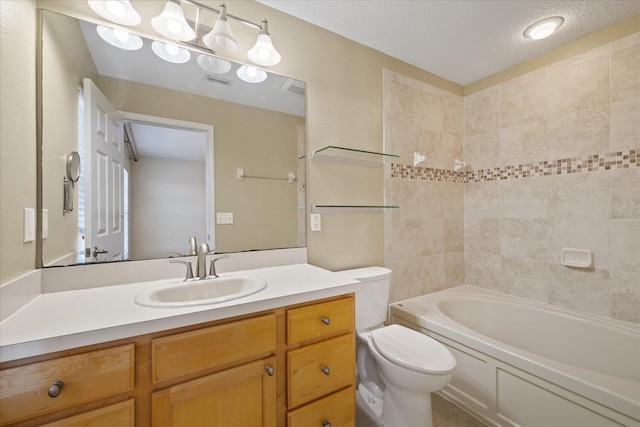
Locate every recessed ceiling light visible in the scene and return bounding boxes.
[524,16,564,40]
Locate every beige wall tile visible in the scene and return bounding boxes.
[385,218,423,261]
[464,131,500,170]
[419,88,445,133]
[418,254,447,294]
[548,170,610,219]
[385,177,420,221]
[499,119,548,165]
[610,269,640,323]
[444,217,465,252]
[611,33,640,102]
[418,180,444,218]
[547,219,610,269]
[546,105,610,159]
[610,219,640,272]
[443,97,463,137]
[611,167,640,220]
[548,45,609,116]
[421,217,446,256]
[500,176,551,219]
[445,252,466,287]
[465,181,501,218]
[419,129,445,169]
[464,86,500,137]
[610,96,640,151]
[387,257,422,303]
[548,264,611,316]
[442,182,465,217]
[464,217,500,254]
[501,257,548,303]
[500,218,548,261]
[500,68,548,129]
[465,252,502,291]
[386,120,423,165]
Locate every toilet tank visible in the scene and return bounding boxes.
[337,267,392,330]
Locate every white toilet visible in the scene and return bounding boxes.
[339,267,457,427]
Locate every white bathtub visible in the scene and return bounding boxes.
[389,285,640,427]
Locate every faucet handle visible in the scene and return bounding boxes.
[208,254,230,278]
[170,260,194,281]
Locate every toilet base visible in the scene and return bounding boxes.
[357,382,434,427]
[358,382,384,418]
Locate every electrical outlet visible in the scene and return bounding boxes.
[23,208,35,242]
[216,212,234,224]
[310,213,321,231]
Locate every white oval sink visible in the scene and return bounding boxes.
[134,276,267,308]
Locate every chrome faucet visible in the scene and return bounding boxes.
[196,243,211,280]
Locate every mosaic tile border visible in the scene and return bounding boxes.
[390,150,638,183]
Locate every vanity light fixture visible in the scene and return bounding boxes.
[237,65,267,83]
[151,41,191,63]
[96,25,143,50]
[151,1,196,42]
[197,54,232,74]
[202,4,240,53]
[247,20,281,66]
[523,16,564,40]
[87,0,141,26]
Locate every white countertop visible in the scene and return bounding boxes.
[0,264,360,362]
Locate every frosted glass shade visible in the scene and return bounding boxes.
[151,1,196,41]
[87,0,141,26]
[202,19,240,53]
[236,65,267,83]
[151,41,191,64]
[96,26,143,50]
[247,34,281,66]
[197,55,232,74]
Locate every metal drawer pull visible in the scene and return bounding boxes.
[48,380,64,398]
[320,365,331,375]
[321,316,331,325]
[322,421,332,427]
[265,364,275,376]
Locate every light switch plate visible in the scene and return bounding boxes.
[23,208,35,242]
[216,212,233,225]
[310,213,321,231]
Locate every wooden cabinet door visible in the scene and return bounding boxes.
[151,357,276,427]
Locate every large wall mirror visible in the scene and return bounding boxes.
[40,10,306,267]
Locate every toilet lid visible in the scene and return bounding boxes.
[371,324,456,374]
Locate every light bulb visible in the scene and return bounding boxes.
[165,44,179,56]
[113,28,129,42]
[246,67,258,78]
[166,19,183,35]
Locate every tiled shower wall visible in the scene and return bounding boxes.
[463,33,639,324]
[384,33,639,324]
[383,69,465,303]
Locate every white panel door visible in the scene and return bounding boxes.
[83,78,124,262]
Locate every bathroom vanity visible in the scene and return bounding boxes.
[0,264,359,426]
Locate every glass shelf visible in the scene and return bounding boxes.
[312,205,399,213]
[311,146,398,167]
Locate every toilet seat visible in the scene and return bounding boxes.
[371,324,456,375]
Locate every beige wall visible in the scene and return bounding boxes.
[0,0,38,283]
[41,11,98,266]
[463,33,639,323]
[99,77,301,253]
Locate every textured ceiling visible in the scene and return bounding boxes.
[258,0,640,85]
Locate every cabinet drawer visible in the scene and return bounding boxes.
[152,314,276,384]
[287,386,355,427]
[287,297,354,344]
[41,399,135,427]
[287,333,354,408]
[0,344,134,425]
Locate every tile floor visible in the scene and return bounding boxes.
[356,392,486,427]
